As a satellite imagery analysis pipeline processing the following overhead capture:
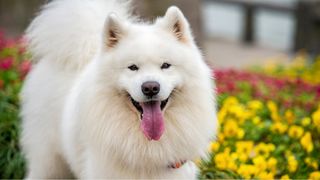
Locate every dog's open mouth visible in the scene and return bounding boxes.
[130,97,169,141]
[130,98,169,117]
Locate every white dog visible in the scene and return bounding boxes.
[21,0,217,178]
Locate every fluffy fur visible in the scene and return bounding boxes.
[21,0,218,178]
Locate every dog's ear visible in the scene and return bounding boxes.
[104,13,126,49]
[156,6,193,44]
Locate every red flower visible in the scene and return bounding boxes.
[0,57,13,70]
[5,39,16,48]
[17,36,27,54]
[19,60,32,77]
[316,86,320,97]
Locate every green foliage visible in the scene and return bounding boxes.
[0,34,29,178]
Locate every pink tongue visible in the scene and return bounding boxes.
[140,101,165,141]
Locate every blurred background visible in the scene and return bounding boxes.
[2,0,320,69]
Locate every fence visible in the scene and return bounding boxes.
[207,0,320,54]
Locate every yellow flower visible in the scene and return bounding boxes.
[312,162,319,170]
[264,59,278,73]
[312,109,320,128]
[238,153,249,162]
[248,100,263,111]
[309,171,320,180]
[287,155,298,173]
[223,147,231,155]
[253,156,267,172]
[301,117,311,127]
[229,105,245,118]
[216,149,236,173]
[214,152,229,170]
[267,100,278,113]
[257,171,274,179]
[267,101,281,121]
[224,96,239,106]
[271,122,288,134]
[305,157,312,164]
[285,110,295,124]
[230,152,238,160]
[252,116,261,125]
[223,119,239,138]
[267,144,275,152]
[239,110,252,124]
[280,174,290,180]
[218,108,227,123]
[237,164,257,179]
[254,143,275,158]
[227,158,238,171]
[271,112,281,121]
[218,133,225,142]
[237,128,245,139]
[300,132,314,153]
[267,157,278,172]
[209,142,220,152]
[285,150,293,157]
[305,157,319,170]
[288,125,304,138]
[236,141,254,156]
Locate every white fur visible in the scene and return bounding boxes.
[21,0,217,178]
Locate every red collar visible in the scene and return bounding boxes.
[168,160,186,169]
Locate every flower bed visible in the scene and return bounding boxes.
[199,65,320,179]
[0,32,319,179]
[0,31,30,178]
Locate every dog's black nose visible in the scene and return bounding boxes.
[141,81,160,97]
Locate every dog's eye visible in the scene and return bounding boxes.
[161,63,171,69]
[128,64,139,71]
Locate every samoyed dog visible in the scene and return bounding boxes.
[21,0,217,178]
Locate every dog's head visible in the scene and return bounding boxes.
[97,6,211,142]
